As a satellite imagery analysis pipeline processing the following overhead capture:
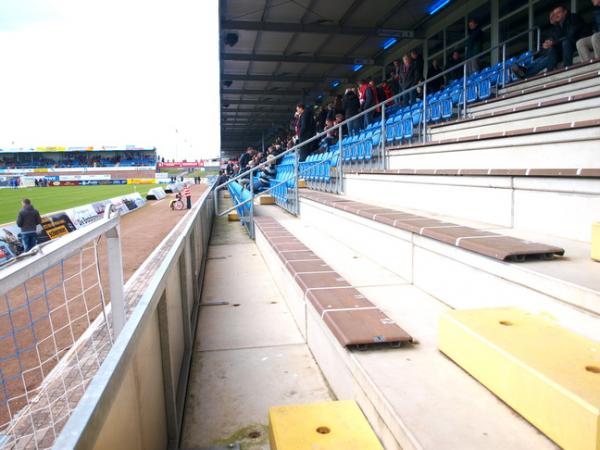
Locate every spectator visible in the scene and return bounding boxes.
[549,4,584,67]
[427,59,445,93]
[399,54,418,106]
[358,79,375,126]
[296,103,316,161]
[254,154,277,193]
[410,50,424,85]
[390,59,402,98]
[368,79,381,115]
[182,183,192,209]
[16,199,41,252]
[449,50,464,81]
[216,170,228,186]
[238,147,255,174]
[511,37,559,79]
[466,18,483,74]
[576,0,600,60]
[342,88,361,135]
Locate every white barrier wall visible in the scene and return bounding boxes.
[53,187,214,450]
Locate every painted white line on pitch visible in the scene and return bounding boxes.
[151,199,166,207]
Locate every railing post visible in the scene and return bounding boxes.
[501,43,507,88]
[293,149,300,214]
[338,126,343,194]
[105,224,126,337]
[462,64,467,118]
[422,84,428,143]
[249,168,255,239]
[380,102,386,169]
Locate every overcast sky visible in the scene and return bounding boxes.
[0,0,220,160]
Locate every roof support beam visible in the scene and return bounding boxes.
[221,52,373,65]
[221,89,305,96]
[221,20,418,38]
[222,73,328,83]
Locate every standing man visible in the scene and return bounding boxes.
[466,18,483,74]
[16,198,42,252]
[183,184,192,209]
[296,103,316,161]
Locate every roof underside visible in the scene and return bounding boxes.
[219,0,438,154]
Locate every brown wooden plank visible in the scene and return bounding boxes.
[295,272,350,292]
[307,287,373,314]
[323,309,413,347]
[457,236,565,261]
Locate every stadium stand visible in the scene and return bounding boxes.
[10,1,599,449]
[213,5,600,449]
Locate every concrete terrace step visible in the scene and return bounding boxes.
[386,125,600,171]
[297,191,600,317]
[254,205,600,449]
[469,70,600,115]
[429,92,600,139]
[342,171,600,242]
[498,58,600,95]
[253,216,413,349]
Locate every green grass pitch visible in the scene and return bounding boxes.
[0,184,160,225]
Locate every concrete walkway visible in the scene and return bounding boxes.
[180,208,333,449]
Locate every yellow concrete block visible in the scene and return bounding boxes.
[259,195,275,205]
[439,307,600,450]
[269,400,383,450]
[592,223,600,261]
[298,179,307,189]
[227,211,239,221]
[223,191,231,198]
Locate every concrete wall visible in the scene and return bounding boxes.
[54,188,214,450]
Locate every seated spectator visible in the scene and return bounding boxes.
[216,170,228,186]
[576,0,600,61]
[342,88,361,135]
[549,4,584,67]
[253,154,277,193]
[511,37,558,79]
[466,18,483,74]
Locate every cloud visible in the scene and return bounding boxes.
[0,0,220,160]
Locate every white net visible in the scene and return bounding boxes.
[0,239,113,449]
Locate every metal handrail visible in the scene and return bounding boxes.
[215,26,541,223]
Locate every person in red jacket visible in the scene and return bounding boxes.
[182,184,192,209]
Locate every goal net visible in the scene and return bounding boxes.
[0,235,115,449]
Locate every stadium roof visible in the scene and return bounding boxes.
[219,0,451,155]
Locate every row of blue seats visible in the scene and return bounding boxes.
[270,154,296,205]
[300,150,340,182]
[228,181,252,219]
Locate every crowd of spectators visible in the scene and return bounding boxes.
[513,2,599,79]
[0,151,156,170]
[223,1,600,181]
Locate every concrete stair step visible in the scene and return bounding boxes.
[498,60,600,95]
[470,75,599,115]
[430,106,600,141]
[430,94,600,137]
[387,126,600,172]
[255,205,600,449]
[343,172,600,243]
